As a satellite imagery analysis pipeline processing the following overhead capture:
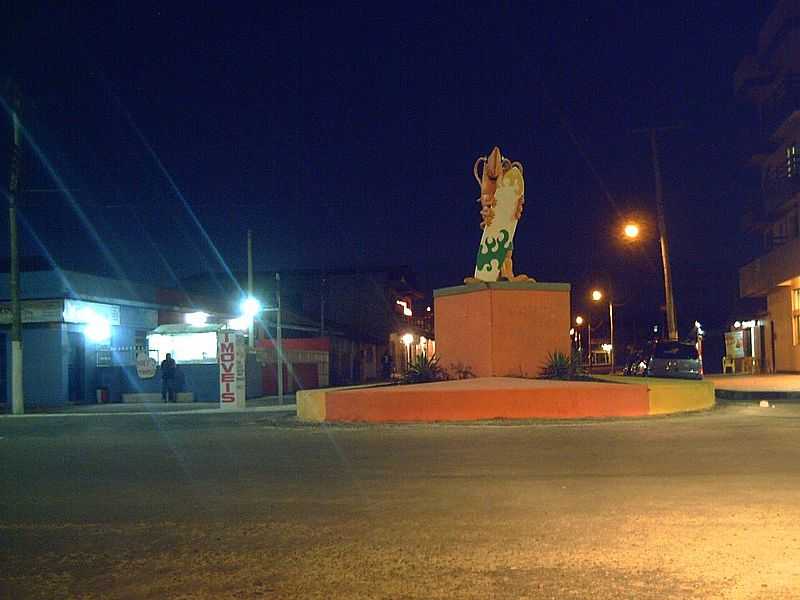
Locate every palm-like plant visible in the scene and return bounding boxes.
[539,350,585,380]
[403,353,447,384]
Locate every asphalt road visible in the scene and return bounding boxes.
[2,404,800,599]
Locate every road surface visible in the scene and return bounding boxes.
[2,404,800,599]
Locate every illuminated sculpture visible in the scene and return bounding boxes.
[466,146,532,283]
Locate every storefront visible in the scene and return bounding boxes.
[0,268,257,407]
[1,297,158,407]
[724,319,769,373]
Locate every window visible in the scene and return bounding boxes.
[793,289,800,345]
[147,331,218,363]
[787,144,799,178]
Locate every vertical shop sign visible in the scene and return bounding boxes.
[218,330,246,408]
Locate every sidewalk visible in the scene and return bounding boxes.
[706,374,800,400]
[0,395,297,418]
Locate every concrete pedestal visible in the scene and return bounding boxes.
[433,281,571,378]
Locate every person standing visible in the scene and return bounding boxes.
[160,353,177,402]
[381,350,393,380]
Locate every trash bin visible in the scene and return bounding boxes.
[96,387,110,404]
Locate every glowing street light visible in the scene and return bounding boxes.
[241,296,262,318]
[401,332,414,367]
[574,316,588,357]
[623,222,640,239]
[591,289,603,302]
[239,296,263,351]
[84,316,111,343]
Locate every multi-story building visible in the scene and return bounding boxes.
[736,0,800,372]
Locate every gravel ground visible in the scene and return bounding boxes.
[2,404,800,599]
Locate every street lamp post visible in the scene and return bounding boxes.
[609,303,614,373]
[623,218,675,341]
[591,290,615,374]
[241,294,283,404]
[575,316,590,370]
[623,217,677,341]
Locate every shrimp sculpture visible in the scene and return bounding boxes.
[465,146,533,283]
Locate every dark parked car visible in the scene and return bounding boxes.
[624,341,703,380]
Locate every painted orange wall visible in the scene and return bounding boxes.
[434,284,570,378]
[325,379,648,422]
[434,289,494,376]
[490,289,570,377]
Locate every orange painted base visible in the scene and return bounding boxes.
[324,378,649,422]
[434,282,571,378]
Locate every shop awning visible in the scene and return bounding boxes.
[150,323,224,335]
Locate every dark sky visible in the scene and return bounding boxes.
[1,2,772,336]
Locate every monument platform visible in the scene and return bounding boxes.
[434,281,571,378]
[296,376,715,423]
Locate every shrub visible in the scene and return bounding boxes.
[538,350,585,380]
[403,353,447,384]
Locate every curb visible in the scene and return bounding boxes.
[715,389,800,401]
[0,404,297,419]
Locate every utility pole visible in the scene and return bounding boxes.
[7,84,23,414]
[276,272,283,405]
[247,229,254,349]
[319,274,326,337]
[635,125,680,341]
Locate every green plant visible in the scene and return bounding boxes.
[538,350,585,380]
[403,353,447,384]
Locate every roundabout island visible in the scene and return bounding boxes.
[297,376,715,423]
[298,146,714,424]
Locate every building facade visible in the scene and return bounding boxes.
[0,263,435,408]
[736,0,800,372]
[0,268,165,406]
[0,265,268,407]
[182,266,434,384]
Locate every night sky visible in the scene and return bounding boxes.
[2,3,773,338]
